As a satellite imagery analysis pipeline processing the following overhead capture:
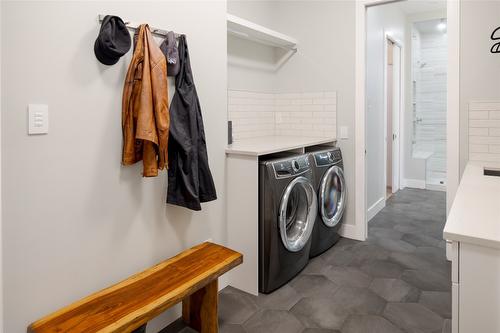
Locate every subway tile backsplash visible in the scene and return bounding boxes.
[469,101,500,163]
[228,90,337,142]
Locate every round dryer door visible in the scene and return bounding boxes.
[319,165,346,227]
[279,176,317,252]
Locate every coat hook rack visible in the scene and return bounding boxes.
[98,14,182,39]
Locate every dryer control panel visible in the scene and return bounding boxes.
[314,149,342,167]
[272,156,310,178]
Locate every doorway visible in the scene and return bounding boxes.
[386,37,402,199]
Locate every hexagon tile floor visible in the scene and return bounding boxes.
[162,188,451,333]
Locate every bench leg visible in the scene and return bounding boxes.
[131,324,147,333]
[182,279,218,333]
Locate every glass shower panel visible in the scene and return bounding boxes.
[412,19,447,188]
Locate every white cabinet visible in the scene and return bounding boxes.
[444,163,500,333]
[449,240,500,333]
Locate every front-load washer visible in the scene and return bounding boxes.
[259,153,317,293]
[309,147,347,257]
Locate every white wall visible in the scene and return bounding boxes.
[460,0,500,174]
[0,0,3,330]
[366,4,406,211]
[227,0,278,92]
[271,0,356,235]
[226,1,358,235]
[1,2,227,332]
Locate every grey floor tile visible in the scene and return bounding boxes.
[255,284,302,311]
[415,247,448,264]
[383,303,444,333]
[369,227,404,240]
[323,266,372,288]
[402,233,441,247]
[369,278,420,302]
[290,274,340,298]
[401,270,451,292]
[159,319,197,333]
[341,314,403,333]
[348,244,390,265]
[320,247,355,266]
[360,260,404,278]
[217,188,449,333]
[302,256,328,275]
[219,290,259,325]
[332,286,386,315]
[243,309,304,333]
[394,224,421,234]
[333,237,363,251]
[291,297,350,330]
[220,323,247,333]
[419,291,452,319]
[389,252,433,271]
[302,329,340,333]
[375,238,417,253]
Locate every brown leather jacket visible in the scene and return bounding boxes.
[122,24,169,177]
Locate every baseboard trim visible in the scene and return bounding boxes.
[367,197,385,222]
[426,183,446,192]
[402,178,426,189]
[338,223,365,241]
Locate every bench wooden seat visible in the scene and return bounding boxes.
[28,242,243,333]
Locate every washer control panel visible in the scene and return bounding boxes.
[273,155,310,178]
[314,148,342,166]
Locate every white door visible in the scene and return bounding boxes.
[391,43,401,193]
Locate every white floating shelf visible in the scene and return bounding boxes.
[227,14,298,51]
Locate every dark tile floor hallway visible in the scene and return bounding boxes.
[164,189,451,333]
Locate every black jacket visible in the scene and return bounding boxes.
[167,35,217,210]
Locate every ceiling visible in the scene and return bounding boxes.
[394,0,446,15]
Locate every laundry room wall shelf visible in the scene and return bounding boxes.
[225,136,336,295]
[227,14,298,50]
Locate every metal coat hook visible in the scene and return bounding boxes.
[98,14,182,39]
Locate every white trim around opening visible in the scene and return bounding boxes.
[355,0,461,242]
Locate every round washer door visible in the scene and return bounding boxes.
[319,165,347,227]
[278,176,317,252]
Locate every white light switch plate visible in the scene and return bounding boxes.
[339,126,348,139]
[28,104,49,135]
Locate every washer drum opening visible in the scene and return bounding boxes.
[279,176,317,252]
[319,165,347,228]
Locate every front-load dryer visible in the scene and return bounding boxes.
[259,153,317,293]
[309,147,347,257]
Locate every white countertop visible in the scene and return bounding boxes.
[225,136,336,156]
[444,162,500,249]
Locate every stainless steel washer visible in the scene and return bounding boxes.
[309,147,347,257]
[259,153,317,293]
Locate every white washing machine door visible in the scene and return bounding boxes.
[279,176,317,252]
[319,165,347,227]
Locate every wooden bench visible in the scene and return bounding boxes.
[28,242,243,333]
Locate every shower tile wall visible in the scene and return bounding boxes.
[469,101,500,163]
[413,30,447,186]
[228,90,337,142]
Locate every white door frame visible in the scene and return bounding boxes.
[383,34,404,195]
[355,0,461,241]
